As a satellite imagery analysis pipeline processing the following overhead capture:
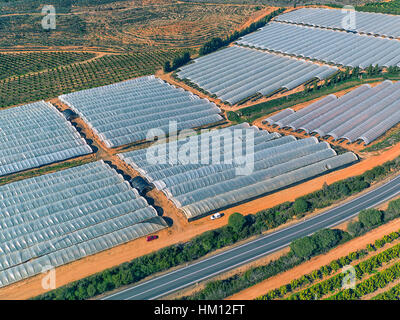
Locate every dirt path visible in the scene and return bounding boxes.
[227,217,400,300]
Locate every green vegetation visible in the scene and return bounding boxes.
[374,281,400,299]
[358,209,383,228]
[34,157,400,300]
[228,212,247,233]
[274,200,400,300]
[292,198,310,216]
[291,229,346,259]
[181,228,348,300]
[181,178,400,300]
[356,0,400,15]
[198,8,285,56]
[164,52,191,72]
[330,260,400,300]
[182,229,350,300]
[259,227,400,300]
[0,52,95,80]
[363,128,400,152]
[0,50,182,108]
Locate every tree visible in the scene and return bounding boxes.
[199,37,225,55]
[359,209,383,228]
[87,283,97,297]
[228,212,246,234]
[170,52,191,71]
[163,61,171,73]
[347,221,363,236]
[313,229,342,251]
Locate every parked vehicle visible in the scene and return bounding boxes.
[146,235,159,241]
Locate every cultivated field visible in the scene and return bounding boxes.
[0,50,184,108]
[0,0,264,51]
[257,218,400,300]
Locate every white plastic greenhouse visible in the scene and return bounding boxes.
[236,22,400,68]
[0,161,167,288]
[59,76,223,148]
[276,8,400,38]
[265,80,400,145]
[0,101,92,177]
[176,46,337,105]
[118,124,357,220]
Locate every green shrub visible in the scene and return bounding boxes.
[347,221,363,237]
[359,209,383,228]
[290,236,318,259]
[228,212,246,234]
[313,229,343,251]
[293,198,310,215]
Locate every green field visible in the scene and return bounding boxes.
[356,0,400,15]
[0,51,95,80]
[0,50,183,107]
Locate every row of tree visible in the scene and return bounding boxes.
[285,202,400,300]
[374,277,400,299]
[163,52,191,73]
[333,261,400,300]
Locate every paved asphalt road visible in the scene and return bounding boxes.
[103,174,400,300]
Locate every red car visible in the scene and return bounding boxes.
[146,235,159,242]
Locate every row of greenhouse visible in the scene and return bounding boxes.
[264,80,400,145]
